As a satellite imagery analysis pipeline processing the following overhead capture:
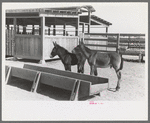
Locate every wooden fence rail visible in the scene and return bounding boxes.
[82,33,145,62]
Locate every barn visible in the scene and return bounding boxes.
[6,5,112,63]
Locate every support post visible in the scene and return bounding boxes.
[13,18,17,57]
[39,16,46,64]
[23,25,26,34]
[116,33,120,53]
[82,23,85,33]
[63,24,66,36]
[88,11,91,33]
[53,24,56,36]
[106,27,108,51]
[75,17,79,36]
[32,25,35,35]
[48,26,50,35]
[70,80,80,101]
[31,72,41,93]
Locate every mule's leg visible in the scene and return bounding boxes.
[90,65,95,76]
[68,65,71,71]
[77,64,80,73]
[94,67,98,76]
[64,65,71,71]
[115,70,121,91]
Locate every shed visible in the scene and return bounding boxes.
[6,5,112,63]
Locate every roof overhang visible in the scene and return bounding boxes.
[80,15,112,27]
[6,5,95,18]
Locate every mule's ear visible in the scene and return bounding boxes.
[79,39,81,45]
[53,42,56,46]
[80,39,84,44]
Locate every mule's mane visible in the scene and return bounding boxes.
[57,44,69,53]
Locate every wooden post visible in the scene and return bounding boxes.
[82,23,85,33]
[75,17,79,36]
[23,25,26,34]
[63,24,66,36]
[7,24,9,30]
[106,27,108,51]
[31,72,41,93]
[39,16,46,64]
[53,24,56,36]
[32,25,34,35]
[13,18,16,57]
[88,11,91,33]
[48,26,50,35]
[17,25,19,34]
[116,33,120,53]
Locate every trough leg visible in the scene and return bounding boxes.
[70,80,80,101]
[31,72,41,93]
[5,66,12,84]
[39,60,46,64]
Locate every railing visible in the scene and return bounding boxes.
[82,33,145,56]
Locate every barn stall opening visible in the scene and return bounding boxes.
[5,5,112,64]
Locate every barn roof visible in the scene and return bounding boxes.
[6,5,95,14]
[6,5,112,26]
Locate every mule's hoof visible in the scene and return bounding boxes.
[116,87,120,91]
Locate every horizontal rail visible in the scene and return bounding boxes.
[84,38,108,41]
[85,44,117,48]
[85,33,145,37]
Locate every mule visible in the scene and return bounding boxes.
[72,46,98,76]
[78,40,123,91]
[50,42,84,73]
[72,46,86,73]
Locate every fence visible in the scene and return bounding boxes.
[6,27,15,56]
[82,33,145,61]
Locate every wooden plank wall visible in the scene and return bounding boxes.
[15,35,42,60]
[84,33,145,56]
[6,28,14,56]
[44,36,78,60]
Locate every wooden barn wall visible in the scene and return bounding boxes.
[6,28,15,56]
[43,36,78,60]
[15,35,42,60]
[84,35,107,51]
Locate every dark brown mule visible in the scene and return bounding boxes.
[78,40,123,91]
[72,46,86,73]
[50,42,84,73]
[72,46,98,75]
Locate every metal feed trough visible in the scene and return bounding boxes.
[5,64,108,101]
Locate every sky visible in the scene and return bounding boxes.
[3,2,148,34]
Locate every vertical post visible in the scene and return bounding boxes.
[53,24,56,36]
[23,25,26,34]
[39,16,46,64]
[75,17,79,36]
[53,18,56,36]
[82,23,85,33]
[13,18,16,57]
[32,25,35,35]
[7,24,9,30]
[106,27,108,51]
[106,27,108,34]
[63,24,66,36]
[88,11,91,33]
[48,25,50,35]
[17,25,19,34]
[116,33,120,53]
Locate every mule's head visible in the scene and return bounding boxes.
[50,42,58,58]
[72,45,80,54]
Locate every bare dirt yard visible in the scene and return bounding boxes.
[4,55,146,101]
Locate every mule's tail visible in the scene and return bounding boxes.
[119,54,124,70]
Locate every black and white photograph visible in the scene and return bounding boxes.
[2,2,148,121]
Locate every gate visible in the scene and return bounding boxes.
[6,27,15,57]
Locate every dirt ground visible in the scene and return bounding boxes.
[4,55,146,101]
